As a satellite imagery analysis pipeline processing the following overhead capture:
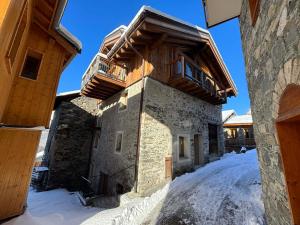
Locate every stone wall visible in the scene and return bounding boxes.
[44,96,97,190]
[89,80,142,195]
[137,77,224,195]
[240,0,299,224]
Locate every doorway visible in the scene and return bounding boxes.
[208,124,219,156]
[98,172,108,195]
[194,134,204,166]
[276,84,300,225]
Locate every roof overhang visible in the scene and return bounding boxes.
[202,0,242,28]
[105,6,238,97]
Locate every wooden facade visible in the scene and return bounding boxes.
[276,84,300,225]
[0,0,80,220]
[81,7,237,104]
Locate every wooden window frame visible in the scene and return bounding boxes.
[6,2,28,73]
[248,0,260,26]
[19,48,43,81]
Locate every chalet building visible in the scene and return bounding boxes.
[202,0,300,224]
[81,6,237,197]
[222,110,256,151]
[0,0,81,220]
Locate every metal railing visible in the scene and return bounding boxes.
[171,55,227,103]
[81,55,127,89]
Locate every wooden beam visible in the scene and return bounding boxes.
[150,33,168,50]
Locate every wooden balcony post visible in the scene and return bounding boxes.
[181,55,185,78]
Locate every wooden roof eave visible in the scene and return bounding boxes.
[106,7,237,96]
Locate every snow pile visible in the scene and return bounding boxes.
[5,150,265,225]
[112,184,170,225]
[4,189,101,225]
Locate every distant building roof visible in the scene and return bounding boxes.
[223,109,253,126]
[224,114,253,126]
[54,90,80,109]
[222,110,236,122]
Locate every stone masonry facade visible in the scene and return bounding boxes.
[90,77,224,196]
[240,0,299,224]
[89,80,142,195]
[137,78,224,195]
[43,96,98,190]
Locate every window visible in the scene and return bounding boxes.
[115,132,123,153]
[6,3,27,70]
[178,135,190,160]
[248,0,260,25]
[244,128,250,138]
[119,91,128,111]
[20,50,42,80]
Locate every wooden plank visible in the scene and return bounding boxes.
[0,128,41,220]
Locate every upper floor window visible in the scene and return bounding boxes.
[119,91,128,112]
[248,0,260,25]
[115,131,123,153]
[6,3,27,71]
[20,50,43,80]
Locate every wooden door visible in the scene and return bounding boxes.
[194,134,204,166]
[98,172,108,195]
[208,124,219,155]
[276,84,300,224]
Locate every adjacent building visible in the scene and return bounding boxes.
[41,91,97,191]
[202,0,300,224]
[0,0,80,220]
[222,110,255,151]
[81,6,237,197]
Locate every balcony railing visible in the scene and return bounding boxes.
[170,54,227,104]
[81,55,126,90]
[225,138,256,147]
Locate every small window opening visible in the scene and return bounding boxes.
[178,136,189,159]
[115,132,123,153]
[20,50,42,80]
[119,92,128,111]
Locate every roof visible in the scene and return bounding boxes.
[53,0,82,52]
[224,114,253,126]
[222,110,236,122]
[202,0,242,28]
[54,90,80,109]
[103,6,238,96]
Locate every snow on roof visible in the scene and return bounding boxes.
[57,90,80,97]
[225,114,253,125]
[105,25,127,38]
[222,110,236,122]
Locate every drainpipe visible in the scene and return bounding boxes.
[125,36,145,193]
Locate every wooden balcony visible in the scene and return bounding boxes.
[169,54,227,105]
[81,55,126,100]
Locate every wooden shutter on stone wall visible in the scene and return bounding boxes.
[248,0,260,26]
[165,156,173,179]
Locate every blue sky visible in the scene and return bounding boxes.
[59,0,250,115]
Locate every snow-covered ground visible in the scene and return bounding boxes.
[5,149,265,225]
